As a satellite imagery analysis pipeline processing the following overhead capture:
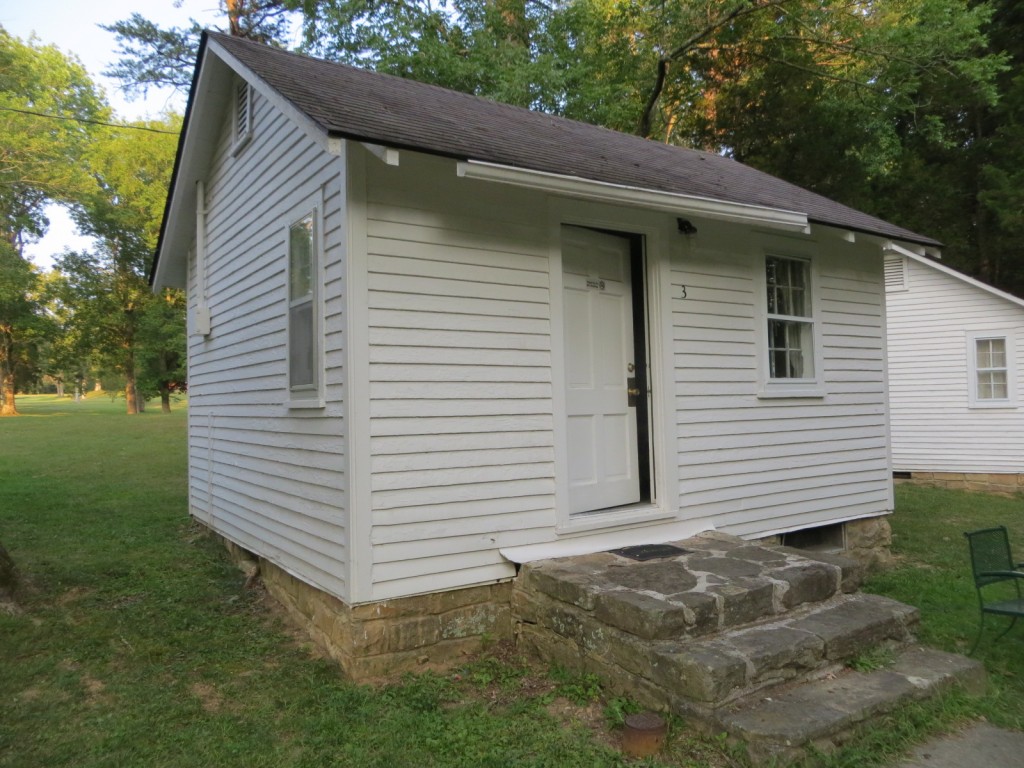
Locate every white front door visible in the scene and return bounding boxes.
[562,226,642,514]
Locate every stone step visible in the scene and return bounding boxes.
[646,592,919,709]
[714,646,986,765]
[518,533,865,642]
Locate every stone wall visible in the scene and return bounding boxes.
[895,472,1024,496]
[220,537,512,681]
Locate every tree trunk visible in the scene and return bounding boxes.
[0,329,17,416]
[0,541,17,601]
[125,372,138,414]
[136,389,146,413]
[0,366,17,417]
[55,379,64,397]
[160,385,172,413]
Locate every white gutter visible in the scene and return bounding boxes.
[457,160,811,233]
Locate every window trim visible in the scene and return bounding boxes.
[232,80,253,154]
[968,330,1017,409]
[758,252,825,398]
[285,192,325,409]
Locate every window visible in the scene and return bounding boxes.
[765,256,815,380]
[232,80,253,152]
[288,209,320,403]
[969,331,1016,407]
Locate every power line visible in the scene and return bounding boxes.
[0,106,180,135]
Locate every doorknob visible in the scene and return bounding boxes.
[627,387,641,396]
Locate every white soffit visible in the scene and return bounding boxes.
[457,160,811,233]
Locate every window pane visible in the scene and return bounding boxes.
[766,256,809,317]
[289,216,314,302]
[290,302,315,389]
[768,319,814,379]
[990,339,1006,368]
[992,372,1008,399]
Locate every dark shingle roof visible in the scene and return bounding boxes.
[209,31,938,247]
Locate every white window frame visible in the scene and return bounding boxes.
[232,80,253,154]
[285,192,324,409]
[968,330,1017,408]
[758,252,825,398]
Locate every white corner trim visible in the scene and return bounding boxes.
[457,160,810,233]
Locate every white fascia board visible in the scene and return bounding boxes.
[207,39,340,158]
[153,47,227,290]
[457,160,810,233]
[884,241,1024,310]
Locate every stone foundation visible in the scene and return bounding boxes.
[221,538,512,681]
[895,471,1024,496]
[212,516,894,682]
[757,517,894,571]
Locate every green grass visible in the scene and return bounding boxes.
[2,395,1022,767]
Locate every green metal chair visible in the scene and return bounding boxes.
[964,526,1024,653]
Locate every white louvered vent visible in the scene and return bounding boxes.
[233,81,253,151]
[884,256,907,292]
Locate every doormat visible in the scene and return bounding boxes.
[609,543,689,561]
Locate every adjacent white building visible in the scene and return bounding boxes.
[885,247,1024,488]
[151,32,942,671]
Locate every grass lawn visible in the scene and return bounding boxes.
[1,394,1022,767]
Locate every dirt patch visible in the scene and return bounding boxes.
[190,682,225,713]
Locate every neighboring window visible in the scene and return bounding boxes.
[288,211,318,400]
[969,332,1016,407]
[232,80,253,152]
[765,255,815,380]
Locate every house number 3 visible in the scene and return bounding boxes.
[678,285,688,299]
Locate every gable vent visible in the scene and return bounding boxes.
[884,256,907,292]
[233,81,252,151]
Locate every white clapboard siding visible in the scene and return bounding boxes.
[885,254,1024,472]
[364,153,553,598]
[672,237,891,537]
[186,86,350,601]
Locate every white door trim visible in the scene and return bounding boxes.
[548,198,680,532]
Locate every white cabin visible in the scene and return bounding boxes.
[885,247,1024,486]
[153,33,941,630]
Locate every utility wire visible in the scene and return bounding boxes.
[0,106,180,135]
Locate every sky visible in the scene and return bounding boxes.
[1,0,231,269]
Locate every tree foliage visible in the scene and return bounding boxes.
[0,28,106,414]
[103,1,1024,296]
[59,116,182,414]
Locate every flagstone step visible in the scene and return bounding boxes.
[649,592,919,708]
[518,533,865,642]
[714,646,986,765]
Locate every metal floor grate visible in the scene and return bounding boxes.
[609,543,689,561]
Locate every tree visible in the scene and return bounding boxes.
[60,116,181,415]
[137,288,187,413]
[0,29,106,414]
[0,242,41,415]
[103,1,302,96]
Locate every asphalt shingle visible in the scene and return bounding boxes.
[207,31,938,248]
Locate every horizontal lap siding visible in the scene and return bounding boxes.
[673,241,890,538]
[886,257,1024,472]
[365,154,553,600]
[187,90,349,601]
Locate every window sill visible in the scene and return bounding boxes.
[968,401,1018,410]
[757,382,825,399]
[286,397,325,410]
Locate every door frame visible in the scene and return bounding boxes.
[549,199,679,533]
